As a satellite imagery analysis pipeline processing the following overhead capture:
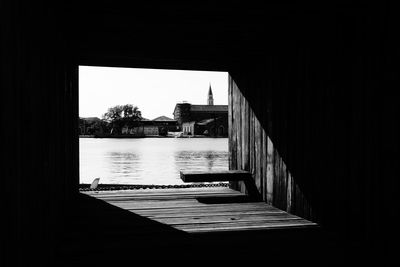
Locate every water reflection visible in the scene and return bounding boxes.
[107,152,141,175]
[80,138,228,185]
[174,150,228,172]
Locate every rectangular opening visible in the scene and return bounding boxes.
[78,65,229,189]
[73,66,318,250]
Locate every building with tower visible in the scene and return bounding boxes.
[207,83,214,105]
[173,84,228,137]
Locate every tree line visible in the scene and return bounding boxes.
[79,104,142,135]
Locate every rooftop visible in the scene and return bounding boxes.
[153,115,176,121]
[196,117,225,125]
[80,117,101,122]
[190,105,228,112]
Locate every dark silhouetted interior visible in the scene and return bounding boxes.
[1,1,398,266]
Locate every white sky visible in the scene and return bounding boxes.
[79,66,228,120]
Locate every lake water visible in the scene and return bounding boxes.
[79,137,228,185]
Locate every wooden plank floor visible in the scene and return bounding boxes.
[58,187,328,266]
[83,187,317,233]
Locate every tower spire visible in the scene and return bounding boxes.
[207,83,214,105]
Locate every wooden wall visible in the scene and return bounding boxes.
[227,3,399,258]
[229,76,314,220]
[1,1,78,266]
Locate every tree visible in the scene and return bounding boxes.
[102,104,142,134]
[102,105,124,123]
[121,104,142,127]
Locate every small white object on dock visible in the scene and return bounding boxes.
[90,178,100,189]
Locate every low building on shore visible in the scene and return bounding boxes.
[121,116,178,137]
[182,117,228,137]
[121,124,159,136]
[79,117,104,135]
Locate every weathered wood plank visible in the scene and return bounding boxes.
[238,88,246,193]
[107,200,275,210]
[235,80,243,190]
[92,191,239,198]
[84,186,236,196]
[228,75,237,181]
[255,115,262,195]
[131,204,285,212]
[71,206,287,222]
[249,106,256,192]
[154,216,305,226]
[266,136,274,205]
[137,209,287,219]
[242,90,249,173]
[287,171,293,213]
[89,188,238,195]
[92,194,243,202]
[85,189,242,199]
[262,127,268,203]
[176,220,318,233]
[132,210,287,221]
[281,159,288,211]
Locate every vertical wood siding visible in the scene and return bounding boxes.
[228,76,312,217]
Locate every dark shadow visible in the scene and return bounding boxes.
[57,193,337,267]
[57,193,190,266]
[195,195,258,204]
[229,62,393,265]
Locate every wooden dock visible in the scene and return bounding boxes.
[58,187,321,266]
[85,187,316,233]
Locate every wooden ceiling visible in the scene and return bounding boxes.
[60,2,331,70]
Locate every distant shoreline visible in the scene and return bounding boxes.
[79,135,227,138]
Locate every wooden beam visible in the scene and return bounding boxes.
[180,170,261,200]
[180,170,252,183]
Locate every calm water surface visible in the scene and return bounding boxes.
[79,138,228,185]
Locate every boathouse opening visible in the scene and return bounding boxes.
[3,2,398,266]
[78,66,230,188]
[76,64,315,220]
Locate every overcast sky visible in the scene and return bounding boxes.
[79,66,228,120]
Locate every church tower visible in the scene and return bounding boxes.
[207,83,214,105]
